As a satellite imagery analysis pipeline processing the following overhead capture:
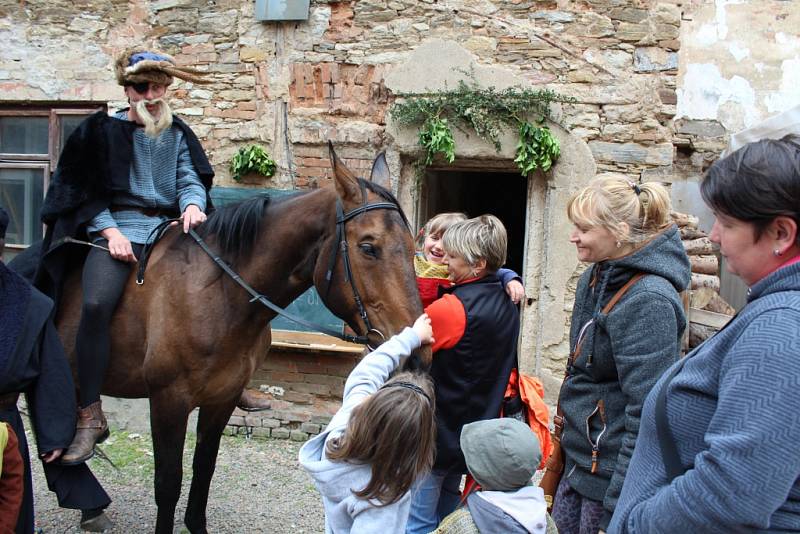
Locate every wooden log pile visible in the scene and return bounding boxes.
[671,212,735,349]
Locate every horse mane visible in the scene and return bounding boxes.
[194,179,405,262]
[195,194,274,261]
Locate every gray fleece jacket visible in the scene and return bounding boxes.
[559,225,691,529]
[298,327,422,534]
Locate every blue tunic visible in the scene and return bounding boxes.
[86,111,207,244]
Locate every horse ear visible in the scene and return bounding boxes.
[369,152,391,188]
[328,141,360,201]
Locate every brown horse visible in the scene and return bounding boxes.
[55,145,428,533]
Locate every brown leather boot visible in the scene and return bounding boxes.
[61,401,109,466]
[237,388,272,412]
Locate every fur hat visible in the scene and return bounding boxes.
[114,47,210,86]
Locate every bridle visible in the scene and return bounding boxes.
[319,182,409,348]
[136,183,408,349]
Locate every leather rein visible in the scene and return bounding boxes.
[135,191,406,348]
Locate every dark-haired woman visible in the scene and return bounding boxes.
[609,135,800,533]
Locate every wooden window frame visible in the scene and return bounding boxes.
[0,161,50,249]
[0,104,105,248]
[0,105,105,169]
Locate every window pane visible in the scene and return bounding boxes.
[60,115,90,154]
[0,168,45,245]
[0,117,49,154]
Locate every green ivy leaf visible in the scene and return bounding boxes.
[514,123,560,176]
[230,144,276,181]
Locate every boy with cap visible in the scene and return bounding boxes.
[434,418,555,534]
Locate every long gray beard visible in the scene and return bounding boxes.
[135,98,173,138]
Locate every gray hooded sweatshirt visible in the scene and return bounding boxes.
[298,327,422,534]
[558,225,691,529]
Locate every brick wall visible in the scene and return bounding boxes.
[292,144,376,188]
[226,346,361,440]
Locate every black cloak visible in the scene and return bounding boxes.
[0,262,110,533]
[32,110,215,304]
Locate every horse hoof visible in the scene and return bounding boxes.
[80,510,113,532]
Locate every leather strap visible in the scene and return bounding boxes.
[601,272,645,314]
[554,271,646,440]
[110,205,180,218]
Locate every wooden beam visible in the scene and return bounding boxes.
[270,330,365,355]
[689,307,732,330]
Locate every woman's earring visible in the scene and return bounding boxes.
[616,241,622,248]
[774,249,783,257]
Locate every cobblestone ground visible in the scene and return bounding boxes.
[29,430,325,533]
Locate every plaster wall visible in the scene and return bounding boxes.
[678,0,800,133]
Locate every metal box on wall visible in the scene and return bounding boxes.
[255,0,310,21]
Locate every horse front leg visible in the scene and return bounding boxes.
[183,399,239,534]
[149,390,192,534]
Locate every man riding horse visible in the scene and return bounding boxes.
[33,46,268,466]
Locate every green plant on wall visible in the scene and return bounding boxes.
[230,144,276,182]
[515,121,560,174]
[390,81,574,176]
[419,117,456,165]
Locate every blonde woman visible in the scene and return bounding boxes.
[552,177,691,534]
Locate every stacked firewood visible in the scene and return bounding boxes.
[671,212,736,348]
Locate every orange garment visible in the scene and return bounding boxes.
[425,293,467,353]
[0,424,24,534]
[503,369,553,469]
[462,370,552,498]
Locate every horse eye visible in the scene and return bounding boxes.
[359,243,378,258]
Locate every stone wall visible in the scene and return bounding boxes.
[1,0,684,186]
[226,346,359,440]
[2,0,798,406]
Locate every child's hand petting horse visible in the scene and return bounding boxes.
[413,313,435,346]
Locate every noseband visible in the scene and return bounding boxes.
[320,184,408,349]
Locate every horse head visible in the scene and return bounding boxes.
[315,143,431,368]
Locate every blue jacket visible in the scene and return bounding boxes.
[609,261,800,533]
[559,225,690,528]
